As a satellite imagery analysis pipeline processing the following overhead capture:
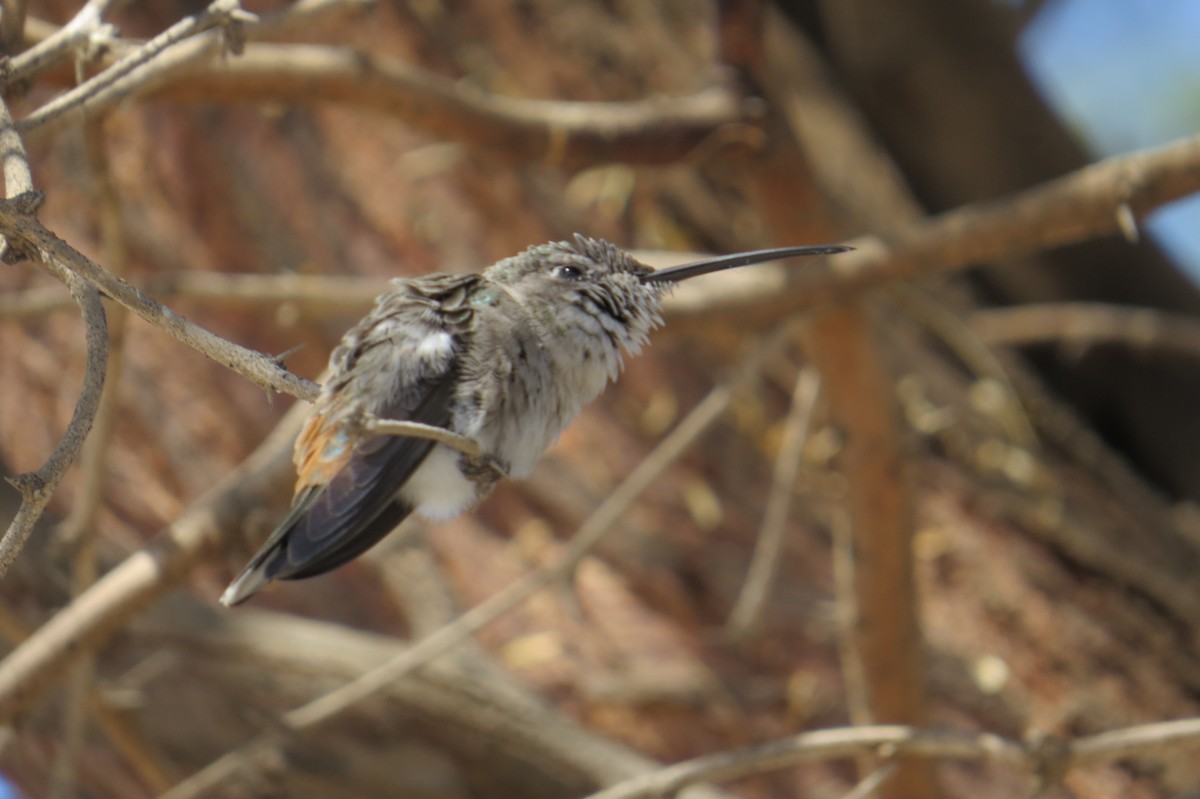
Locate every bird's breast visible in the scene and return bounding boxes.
[454,314,617,478]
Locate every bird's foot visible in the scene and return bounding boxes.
[464,452,509,482]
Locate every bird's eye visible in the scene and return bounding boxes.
[553,264,583,280]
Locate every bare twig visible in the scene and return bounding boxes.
[0,272,385,320]
[580,716,1200,799]
[18,0,256,133]
[583,725,1027,799]
[841,762,900,799]
[8,0,374,89]
[0,97,149,791]
[158,327,794,799]
[970,302,1200,361]
[0,95,112,579]
[3,0,117,86]
[725,368,819,638]
[48,549,97,799]
[0,201,317,401]
[124,44,748,170]
[665,134,1200,326]
[1071,718,1200,766]
[144,271,384,311]
[0,89,30,193]
[55,118,130,550]
[48,119,137,798]
[0,284,76,318]
[0,269,107,578]
[14,0,373,87]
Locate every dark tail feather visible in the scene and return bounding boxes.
[277,499,414,581]
[221,372,457,607]
[219,554,282,607]
[219,497,414,606]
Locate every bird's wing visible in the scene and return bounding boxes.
[221,275,477,605]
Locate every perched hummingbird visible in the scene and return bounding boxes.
[221,235,848,605]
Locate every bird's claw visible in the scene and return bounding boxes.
[465,452,508,482]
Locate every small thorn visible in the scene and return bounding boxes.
[271,343,306,367]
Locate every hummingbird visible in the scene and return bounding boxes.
[220,235,849,605]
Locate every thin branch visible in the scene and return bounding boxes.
[55,117,130,550]
[665,133,1200,326]
[582,725,1027,799]
[0,284,75,318]
[1070,718,1200,767]
[970,302,1200,360]
[18,0,256,133]
[47,119,137,798]
[2,0,117,86]
[0,200,317,401]
[577,718,1198,799]
[144,271,384,311]
[0,270,107,577]
[48,546,97,799]
[158,327,795,799]
[0,272,385,320]
[0,95,112,578]
[841,762,900,799]
[725,368,819,638]
[0,90,31,193]
[18,35,748,166]
[16,0,372,82]
[105,43,748,170]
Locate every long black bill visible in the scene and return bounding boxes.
[641,244,852,284]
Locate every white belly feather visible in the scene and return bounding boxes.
[399,445,478,521]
